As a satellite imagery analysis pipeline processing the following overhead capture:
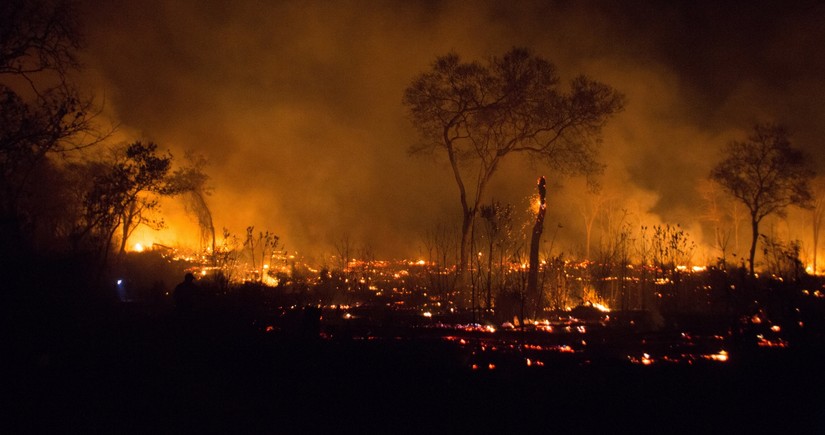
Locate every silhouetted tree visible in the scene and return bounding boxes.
[259,231,280,283]
[710,123,815,275]
[242,226,280,283]
[636,226,652,311]
[0,0,81,82]
[761,234,804,282]
[243,226,260,279]
[420,222,459,306]
[479,201,514,310]
[69,142,173,267]
[403,48,624,303]
[167,152,215,257]
[214,228,241,289]
[578,189,608,260]
[651,224,695,314]
[0,0,106,254]
[811,178,825,274]
[527,176,547,317]
[334,233,356,295]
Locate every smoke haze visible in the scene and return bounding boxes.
[77,0,825,261]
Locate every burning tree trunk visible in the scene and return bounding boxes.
[527,176,547,318]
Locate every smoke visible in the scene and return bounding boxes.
[77,0,825,261]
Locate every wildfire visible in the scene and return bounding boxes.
[756,335,788,348]
[706,350,729,362]
[591,302,611,313]
[628,353,654,365]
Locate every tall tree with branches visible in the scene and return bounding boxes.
[710,123,815,276]
[403,48,624,302]
[0,0,106,254]
[69,142,173,266]
[167,152,215,257]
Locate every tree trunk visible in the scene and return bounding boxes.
[527,177,547,318]
[458,210,474,307]
[814,206,821,274]
[486,237,494,310]
[749,215,759,276]
[192,190,216,263]
[118,202,137,255]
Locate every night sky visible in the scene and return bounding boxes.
[76,0,825,260]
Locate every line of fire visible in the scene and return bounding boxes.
[5,2,825,432]
[107,178,817,369]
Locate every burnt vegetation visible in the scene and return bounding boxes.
[3,2,825,433]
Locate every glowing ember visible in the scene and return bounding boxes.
[591,302,610,313]
[708,350,729,362]
[757,335,788,348]
[628,353,655,365]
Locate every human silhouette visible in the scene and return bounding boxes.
[173,272,197,315]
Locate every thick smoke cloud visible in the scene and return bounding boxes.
[77,0,825,261]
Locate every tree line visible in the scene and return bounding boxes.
[2,2,820,324]
[0,1,212,292]
[404,47,819,314]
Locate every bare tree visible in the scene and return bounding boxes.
[333,233,355,292]
[420,222,459,306]
[334,233,354,273]
[358,243,376,293]
[259,231,280,284]
[479,201,514,310]
[578,189,607,260]
[698,178,733,267]
[246,226,257,271]
[0,0,108,254]
[710,123,815,275]
[0,0,81,86]
[167,152,215,257]
[527,176,547,317]
[811,178,825,274]
[209,228,241,290]
[403,48,624,302]
[636,226,652,311]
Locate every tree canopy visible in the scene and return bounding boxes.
[0,0,103,256]
[403,47,624,301]
[710,123,815,275]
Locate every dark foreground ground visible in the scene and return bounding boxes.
[7,303,825,434]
